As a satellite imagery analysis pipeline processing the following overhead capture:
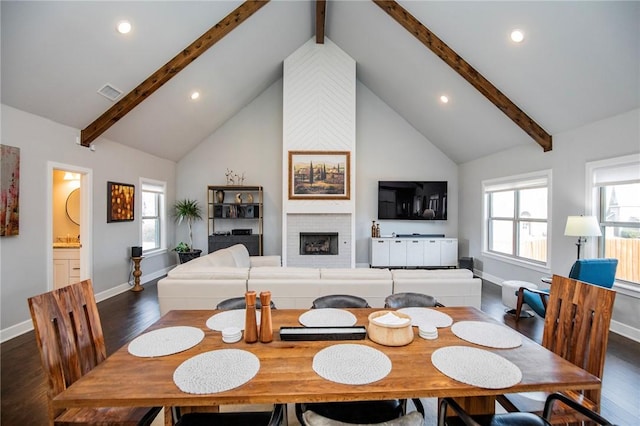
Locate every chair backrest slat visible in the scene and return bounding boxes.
[542,274,616,406]
[28,280,106,422]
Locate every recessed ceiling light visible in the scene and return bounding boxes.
[117,21,132,34]
[190,92,200,100]
[510,29,524,43]
[440,95,449,104]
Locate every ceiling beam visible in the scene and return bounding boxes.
[316,0,326,44]
[373,0,552,152]
[80,0,269,147]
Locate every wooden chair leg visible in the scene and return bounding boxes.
[164,406,173,426]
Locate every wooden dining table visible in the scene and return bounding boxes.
[53,307,600,417]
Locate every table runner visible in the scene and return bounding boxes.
[431,346,522,389]
[127,326,204,357]
[299,308,357,327]
[451,321,522,348]
[173,349,260,394]
[312,343,392,385]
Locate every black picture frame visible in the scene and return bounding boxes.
[107,181,134,223]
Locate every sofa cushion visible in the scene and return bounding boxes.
[193,249,237,267]
[249,267,320,280]
[167,266,249,280]
[250,255,282,268]
[227,244,251,268]
[391,269,473,279]
[321,268,392,280]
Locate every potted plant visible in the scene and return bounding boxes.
[173,198,203,264]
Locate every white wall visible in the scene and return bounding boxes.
[355,82,459,265]
[176,80,285,257]
[177,78,459,267]
[0,105,176,340]
[459,108,640,340]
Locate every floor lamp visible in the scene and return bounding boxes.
[564,215,602,259]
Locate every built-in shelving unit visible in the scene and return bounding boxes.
[207,185,263,255]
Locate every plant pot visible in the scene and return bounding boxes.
[178,249,202,264]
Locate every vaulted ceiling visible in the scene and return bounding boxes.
[2,1,638,164]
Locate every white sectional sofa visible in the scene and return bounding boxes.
[248,267,393,309]
[391,269,482,309]
[157,244,481,315]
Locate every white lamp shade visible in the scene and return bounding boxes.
[564,216,602,237]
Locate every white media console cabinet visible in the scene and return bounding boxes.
[370,237,458,268]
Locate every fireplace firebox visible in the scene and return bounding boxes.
[300,232,338,255]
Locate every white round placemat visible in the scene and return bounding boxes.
[431,346,522,389]
[451,321,522,348]
[299,308,357,327]
[206,310,261,331]
[312,344,391,385]
[173,349,260,394]
[397,307,453,328]
[127,326,204,357]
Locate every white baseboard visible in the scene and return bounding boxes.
[610,320,640,343]
[475,270,503,286]
[0,266,173,344]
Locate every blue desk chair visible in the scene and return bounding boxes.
[515,258,618,320]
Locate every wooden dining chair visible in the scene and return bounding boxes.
[27,279,161,426]
[514,258,617,321]
[297,294,424,425]
[498,274,616,424]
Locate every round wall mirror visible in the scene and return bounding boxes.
[66,188,80,225]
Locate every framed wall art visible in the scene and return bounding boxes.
[288,151,350,200]
[0,144,20,236]
[107,181,134,222]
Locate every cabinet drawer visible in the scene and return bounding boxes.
[69,259,81,278]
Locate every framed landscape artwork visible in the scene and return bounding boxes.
[288,151,350,200]
[107,181,134,222]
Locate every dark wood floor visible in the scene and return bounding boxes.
[2,280,638,425]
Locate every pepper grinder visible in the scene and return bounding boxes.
[244,291,258,343]
[258,291,273,343]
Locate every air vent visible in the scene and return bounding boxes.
[97,83,123,101]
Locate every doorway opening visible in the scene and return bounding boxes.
[48,163,92,290]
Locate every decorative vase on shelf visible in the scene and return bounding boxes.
[215,190,224,204]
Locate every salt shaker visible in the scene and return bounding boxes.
[244,291,258,343]
[259,291,273,343]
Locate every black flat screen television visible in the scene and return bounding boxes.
[378,181,447,220]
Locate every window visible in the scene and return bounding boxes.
[140,179,166,253]
[483,171,551,266]
[588,154,640,285]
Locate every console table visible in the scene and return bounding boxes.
[370,237,458,268]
